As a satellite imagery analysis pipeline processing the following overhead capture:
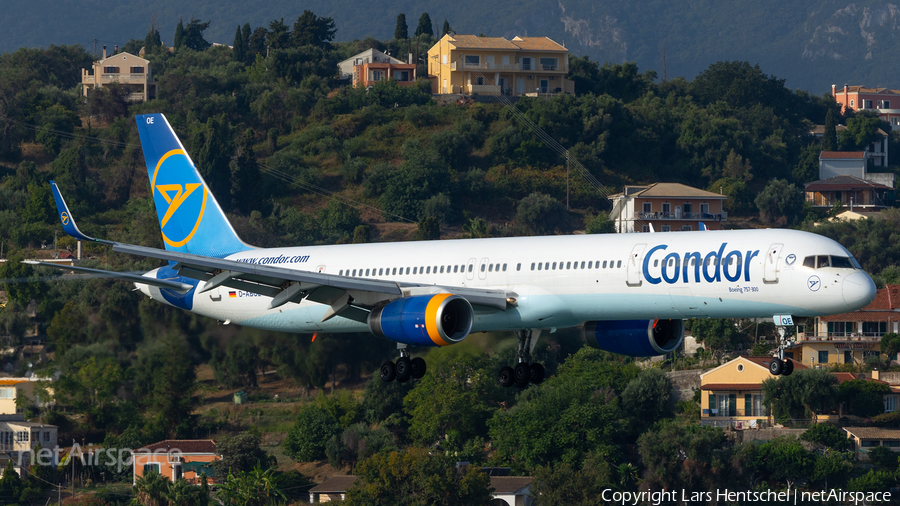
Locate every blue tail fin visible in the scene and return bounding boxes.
[135,114,251,258]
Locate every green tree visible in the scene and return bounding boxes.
[867,445,898,470]
[230,129,260,215]
[283,404,341,461]
[531,458,613,506]
[800,422,852,451]
[584,211,615,234]
[690,319,747,356]
[516,192,569,235]
[217,465,285,506]
[760,436,815,490]
[415,13,434,37]
[416,215,440,240]
[133,469,168,506]
[232,26,245,63]
[762,368,839,421]
[174,18,184,49]
[847,469,897,493]
[242,23,252,61]
[395,14,409,40]
[291,11,337,48]
[325,422,395,468]
[144,27,162,55]
[838,379,890,418]
[881,333,900,361]
[754,178,803,226]
[621,368,672,429]
[164,477,201,506]
[638,421,731,494]
[345,450,491,506]
[822,108,838,151]
[442,20,452,37]
[792,143,822,183]
[213,432,269,475]
[194,115,233,211]
[181,18,212,51]
[840,115,885,151]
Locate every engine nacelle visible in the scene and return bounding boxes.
[368,294,474,347]
[582,319,684,357]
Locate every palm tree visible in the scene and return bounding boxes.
[164,477,200,506]
[217,465,285,506]
[131,470,168,506]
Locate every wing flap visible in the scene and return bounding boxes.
[24,261,193,293]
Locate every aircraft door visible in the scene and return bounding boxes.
[478,258,490,280]
[627,243,646,287]
[763,243,783,284]
[466,258,477,280]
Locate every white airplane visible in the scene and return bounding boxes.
[37,113,876,388]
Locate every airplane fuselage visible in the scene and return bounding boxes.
[140,228,876,334]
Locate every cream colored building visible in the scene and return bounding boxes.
[699,356,804,425]
[0,378,51,415]
[81,48,156,102]
[427,35,574,96]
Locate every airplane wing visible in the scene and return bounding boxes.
[23,261,194,292]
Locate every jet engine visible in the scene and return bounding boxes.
[368,294,474,347]
[582,319,684,356]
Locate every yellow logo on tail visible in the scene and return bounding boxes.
[152,149,208,248]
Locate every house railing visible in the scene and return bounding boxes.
[797,333,884,342]
[702,408,769,418]
[632,211,727,221]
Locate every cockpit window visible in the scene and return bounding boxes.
[831,256,854,269]
[804,255,856,270]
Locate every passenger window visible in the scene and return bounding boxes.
[379,268,383,275]
[405,267,410,274]
[339,270,343,276]
[468,265,473,272]
[545,262,550,270]
[617,260,622,268]
[352,269,357,276]
[603,261,607,268]
[580,261,585,269]
[365,269,370,276]
[588,261,593,269]
[503,264,507,271]
[566,262,571,269]
[531,263,536,270]
[427,266,431,274]
[552,262,557,270]
[413,267,418,274]
[489,264,494,272]
[440,266,445,273]
[817,256,830,268]
[481,264,486,272]
[537,263,542,271]
[453,265,458,273]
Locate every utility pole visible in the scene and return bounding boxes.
[71,440,75,499]
[566,151,570,210]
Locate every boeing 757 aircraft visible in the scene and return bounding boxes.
[37,113,876,388]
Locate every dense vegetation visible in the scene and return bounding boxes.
[6,1,900,92]
[1,12,900,505]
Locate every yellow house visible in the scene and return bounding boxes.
[0,378,52,415]
[81,47,157,102]
[700,356,806,426]
[427,34,574,96]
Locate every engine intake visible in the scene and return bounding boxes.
[368,294,474,347]
[582,319,684,357]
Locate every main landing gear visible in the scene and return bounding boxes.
[768,316,795,376]
[380,345,426,383]
[499,329,545,388]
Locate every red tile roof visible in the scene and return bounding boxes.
[137,440,217,454]
[742,357,807,371]
[821,285,900,321]
[804,176,893,192]
[309,476,358,493]
[490,476,534,493]
[819,151,866,159]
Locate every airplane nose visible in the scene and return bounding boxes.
[842,271,876,309]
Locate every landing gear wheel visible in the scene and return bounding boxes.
[781,359,794,376]
[514,363,530,388]
[499,366,515,388]
[410,357,427,379]
[380,361,396,382]
[769,357,784,376]
[529,363,545,384]
[395,357,411,383]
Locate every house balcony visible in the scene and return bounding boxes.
[450,62,568,73]
[631,211,727,222]
[796,332,884,342]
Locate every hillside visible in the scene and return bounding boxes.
[5,0,900,91]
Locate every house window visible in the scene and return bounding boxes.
[715,394,737,416]
[751,394,766,416]
[15,432,27,442]
[521,57,532,70]
[886,441,900,447]
[662,203,671,215]
[885,396,898,413]
[642,202,652,214]
[475,76,484,85]
[850,99,855,107]
[143,463,160,475]
[700,203,709,216]
[864,100,873,109]
[861,440,880,447]
[862,322,887,335]
[641,225,650,233]
[130,66,144,74]
[661,225,671,232]
[0,388,14,399]
[103,66,119,74]
[682,225,692,231]
[539,57,558,70]
[683,203,693,216]
[818,351,829,363]
[502,55,510,65]
[442,55,447,65]
[43,432,50,442]
[396,71,410,81]
[879,100,890,109]
[464,55,480,66]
